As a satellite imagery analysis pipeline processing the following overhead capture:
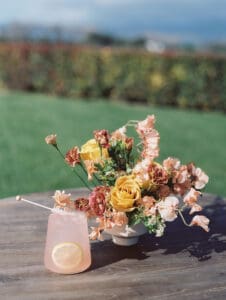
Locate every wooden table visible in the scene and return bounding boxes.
[0,189,226,300]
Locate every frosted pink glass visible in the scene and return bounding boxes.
[44,210,91,274]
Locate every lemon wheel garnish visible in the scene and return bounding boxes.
[51,242,83,270]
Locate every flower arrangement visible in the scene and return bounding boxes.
[45,115,209,241]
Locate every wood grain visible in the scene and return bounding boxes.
[0,189,226,300]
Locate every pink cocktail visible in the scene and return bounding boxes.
[44,209,91,274]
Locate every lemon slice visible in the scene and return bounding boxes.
[51,242,83,270]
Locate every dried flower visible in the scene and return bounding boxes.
[53,190,72,209]
[65,146,80,167]
[148,162,169,187]
[163,157,181,171]
[89,186,110,216]
[74,197,90,212]
[45,134,57,145]
[94,129,110,148]
[136,115,155,137]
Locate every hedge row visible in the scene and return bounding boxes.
[0,42,226,112]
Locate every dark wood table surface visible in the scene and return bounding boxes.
[0,189,226,300]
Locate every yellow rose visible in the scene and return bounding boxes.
[80,139,108,161]
[110,175,141,212]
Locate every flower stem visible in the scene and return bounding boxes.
[53,145,92,191]
[178,210,191,227]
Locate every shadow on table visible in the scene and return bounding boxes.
[90,195,226,270]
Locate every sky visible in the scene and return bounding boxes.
[1,0,226,42]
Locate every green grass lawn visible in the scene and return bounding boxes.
[0,90,225,199]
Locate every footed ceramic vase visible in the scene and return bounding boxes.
[105,223,147,246]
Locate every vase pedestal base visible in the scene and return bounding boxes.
[112,235,139,246]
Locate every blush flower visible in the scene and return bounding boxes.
[163,157,181,171]
[133,158,152,189]
[89,186,110,216]
[189,204,202,215]
[53,190,72,209]
[45,134,57,145]
[183,188,201,207]
[94,129,110,148]
[141,129,160,160]
[187,163,209,189]
[83,160,97,181]
[172,165,191,195]
[89,227,104,241]
[111,126,127,141]
[136,115,155,137]
[65,146,80,167]
[157,196,179,222]
[190,215,210,232]
[112,212,128,227]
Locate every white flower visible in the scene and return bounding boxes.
[157,196,179,222]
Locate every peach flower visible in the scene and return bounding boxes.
[140,196,157,216]
[172,165,191,195]
[190,215,210,232]
[133,158,152,188]
[111,126,127,141]
[45,134,57,145]
[136,115,155,137]
[193,168,209,190]
[189,204,202,215]
[112,212,128,227]
[141,129,160,160]
[157,196,179,222]
[65,146,80,167]
[183,188,201,207]
[148,162,169,187]
[53,190,72,209]
[89,227,104,241]
[83,160,97,181]
[187,163,209,189]
[93,129,110,148]
[163,157,181,171]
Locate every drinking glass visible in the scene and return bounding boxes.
[44,209,91,274]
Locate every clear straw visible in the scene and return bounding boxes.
[16,196,53,211]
